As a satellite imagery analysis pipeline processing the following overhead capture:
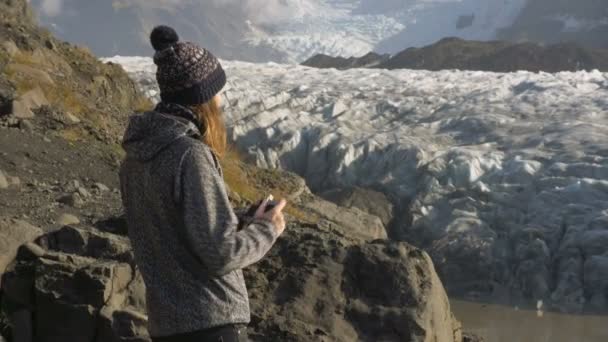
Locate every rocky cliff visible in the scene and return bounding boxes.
[0,1,465,341]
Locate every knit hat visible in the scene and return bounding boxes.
[150,25,226,106]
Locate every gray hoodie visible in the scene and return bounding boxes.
[119,108,278,337]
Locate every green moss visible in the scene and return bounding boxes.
[222,148,318,224]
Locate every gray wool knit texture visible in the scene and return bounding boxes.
[120,110,279,337]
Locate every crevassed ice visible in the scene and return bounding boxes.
[107,55,608,314]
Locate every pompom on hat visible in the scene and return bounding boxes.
[150,25,226,106]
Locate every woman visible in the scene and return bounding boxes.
[120,26,286,342]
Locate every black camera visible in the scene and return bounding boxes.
[244,196,277,217]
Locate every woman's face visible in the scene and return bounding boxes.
[214,94,222,107]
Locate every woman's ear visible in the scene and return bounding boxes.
[214,94,222,107]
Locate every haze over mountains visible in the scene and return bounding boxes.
[30,0,608,63]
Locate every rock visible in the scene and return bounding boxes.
[5,117,19,127]
[93,182,109,192]
[245,221,461,341]
[7,176,21,188]
[95,216,129,236]
[77,187,91,199]
[0,218,43,287]
[44,39,56,50]
[321,187,395,227]
[56,213,80,226]
[35,226,134,265]
[11,87,49,119]
[1,217,462,342]
[2,40,19,57]
[18,119,34,132]
[57,192,84,208]
[298,194,387,241]
[64,180,81,193]
[2,226,146,342]
[17,242,46,260]
[0,170,8,189]
[63,112,81,125]
[342,243,460,342]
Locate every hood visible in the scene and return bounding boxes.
[122,110,200,162]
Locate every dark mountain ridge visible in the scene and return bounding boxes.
[303,37,608,72]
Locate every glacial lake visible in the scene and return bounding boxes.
[451,300,608,342]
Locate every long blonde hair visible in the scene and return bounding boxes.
[190,96,227,159]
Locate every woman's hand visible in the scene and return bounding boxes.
[254,198,287,236]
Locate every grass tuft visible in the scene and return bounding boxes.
[222,146,317,224]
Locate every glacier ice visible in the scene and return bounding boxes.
[108,56,608,313]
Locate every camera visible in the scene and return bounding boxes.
[244,195,276,217]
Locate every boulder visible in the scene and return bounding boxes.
[11,87,49,119]
[298,194,387,241]
[2,226,147,342]
[56,213,80,226]
[93,182,109,192]
[320,186,395,227]
[245,221,461,341]
[2,219,462,342]
[0,218,43,287]
[57,193,85,208]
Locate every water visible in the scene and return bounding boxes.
[451,300,608,342]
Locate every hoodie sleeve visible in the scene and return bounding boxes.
[178,144,280,277]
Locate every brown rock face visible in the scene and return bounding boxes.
[0,218,43,287]
[2,226,147,342]
[320,186,395,227]
[244,219,460,342]
[297,194,388,242]
[2,219,462,342]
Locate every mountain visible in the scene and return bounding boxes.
[301,52,390,69]
[27,0,608,63]
[302,37,608,72]
[373,0,529,53]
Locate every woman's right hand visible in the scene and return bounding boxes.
[254,198,287,236]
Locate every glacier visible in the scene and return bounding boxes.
[247,0,530,62]
[107,56,608,314]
